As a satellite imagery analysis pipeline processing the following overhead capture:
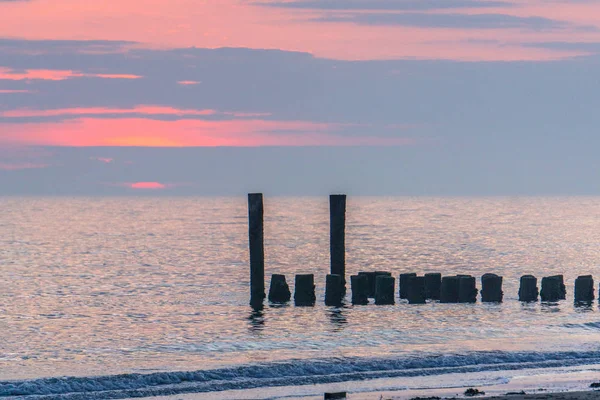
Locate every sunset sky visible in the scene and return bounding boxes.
[1,0,600,195]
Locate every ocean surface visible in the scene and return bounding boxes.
[2,197,600,399]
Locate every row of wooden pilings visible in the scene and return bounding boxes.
[268,272,595,306]
[248,193,596,308]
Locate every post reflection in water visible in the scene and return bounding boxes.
[248,305,265,332]
[574,302,594,312]
[327,305,348,332]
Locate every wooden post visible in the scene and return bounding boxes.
[325,274,344,306]
[399,273,417,299]
[481,273,503,303]
[440,276,459,303]
[330,194,346,288]
[351,274,369,305]
[549,274,566,300]
[268,274,291,303]
[458,275,478,303]
[375,275,395,305]
[248,193,265,307]
[425,273,442,300]
[359,271,390,298]
[540,276,562,302]
[294,274,316,306]
[407,276,426,304]
[575,275,594,303]
[518,275,539,302]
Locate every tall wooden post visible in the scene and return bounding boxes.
[330,194,346,287]
[248,193,265,307]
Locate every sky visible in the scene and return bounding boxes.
[1,0,600,195]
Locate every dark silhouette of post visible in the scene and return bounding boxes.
[375,275,395,305]
[407,276,426,304]
[575,275,594,303]
[248,193,265,307]
[268,274,291,303]
[399,273,417,299]
[540,276,562,302]
[330,195,346,288]
[458,275,478,303]
[359,271,391,298]
[440,276,459,303]
[518,275,539,302]
[294,274,316,306]
[425,273,442,300]
[351,274,369,305]
[325,274,344,306]
[481,273,503,303]
[550,275,566,300]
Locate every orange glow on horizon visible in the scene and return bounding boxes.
[0,118,415,147]
[129,182,166,189]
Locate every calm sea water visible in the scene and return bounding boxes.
[2,197,600,398]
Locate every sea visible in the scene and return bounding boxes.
[2,196,600,399]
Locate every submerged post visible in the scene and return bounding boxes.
[574,275,594,303]
[481,273,503,303]
[268,274,291,303]
[458,275,478,303]
[440,276,459,303]
[294,274,316,306]
[325,274,344,306]
[330,194,346,288]
[248,193,265,307]
[425,273,442,300]
[399,273,417,299]
[407,276,426,304]
[351,274,369,305]
[518,275,539,302]
[540,276,562,302]
[375,275,395,305]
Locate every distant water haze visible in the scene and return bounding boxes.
[2,145,600,196]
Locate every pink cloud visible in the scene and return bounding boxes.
[0,118,414,147]
[177,80,201,85]
[0,0,595,61]
[0,67,142,81]
[0,89,33,94]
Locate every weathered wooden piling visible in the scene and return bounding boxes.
[550,275,567,300]
[399,272,417,299]
[294,274,316,306]
[407,276,426,304]
[360,271,391,298]
[330,194,346,288]
[350,274,369,305]
[518,275,539,302]
[248,193,265,307]
[458,275,478,303]
[481,273,503,303]
[575,275,595,303]
[375,275,395,305]
[440,276,460,303]
[325,274,344,306]
[540,275,562,302]
[424,273,442,300]
[268,274,291,303]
